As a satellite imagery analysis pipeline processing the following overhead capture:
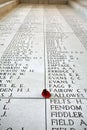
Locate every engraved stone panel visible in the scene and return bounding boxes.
[0,4,87,130]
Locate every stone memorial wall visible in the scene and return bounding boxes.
[0,4,87,130]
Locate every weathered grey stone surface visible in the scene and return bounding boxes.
[0,0,19,18]
[20,0,67,4]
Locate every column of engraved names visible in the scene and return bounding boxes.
[0,6,44,128]
[58,7,87,51]
[0,7,33,128]
[46,33,87,130]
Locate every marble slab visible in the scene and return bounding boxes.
[0,4,87,130]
